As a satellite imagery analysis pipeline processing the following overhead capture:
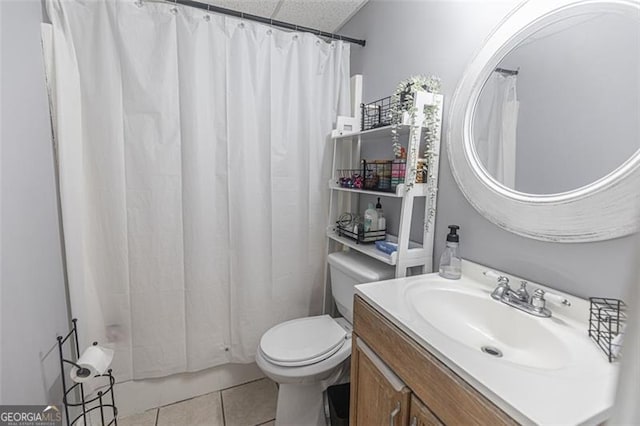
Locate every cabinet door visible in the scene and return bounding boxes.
[409,395,443,426]
[350,337,410,426]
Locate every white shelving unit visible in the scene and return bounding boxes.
[326,75,444,281]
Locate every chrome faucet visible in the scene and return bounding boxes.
[485,271,571,318]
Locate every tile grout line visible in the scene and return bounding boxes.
[254,419,276,426]
[153,377,267,412]
[123,377,274,425]
[158,377,268,411]
[220,390,227,426]
[219,376,268,393]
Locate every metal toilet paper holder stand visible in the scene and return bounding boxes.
[57,318,118,426]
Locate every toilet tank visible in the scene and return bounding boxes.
[327,250,395,323]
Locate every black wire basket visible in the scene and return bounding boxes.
[360,89,416,131]
[588,297,626,362]
[336,160,393,192]
[361,96,395,131]
[336,213,386,244]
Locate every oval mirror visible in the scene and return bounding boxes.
[473,11,640,195]
[448,0,640,242]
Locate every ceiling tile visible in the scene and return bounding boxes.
[274,0,367,33]
[200,0,281,19]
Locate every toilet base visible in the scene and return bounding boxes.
[274,361,349,426]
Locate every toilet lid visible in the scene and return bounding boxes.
[260,315,347,367]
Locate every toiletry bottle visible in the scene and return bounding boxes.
[439,225,461,279]
[375,197,386,231]
[364,203,378,232]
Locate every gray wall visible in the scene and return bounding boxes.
[340,0,638,299]
[1,0,69,405]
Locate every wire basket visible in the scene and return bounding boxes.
[361,96,394,131]
[336,160,394,192]
[336,213,386,244]
[588,297,626,362]
[360,90,416,131]
[363,160,392,190]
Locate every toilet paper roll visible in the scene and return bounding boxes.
[70,345,114,383]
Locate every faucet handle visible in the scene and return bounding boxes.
[484,270,510,286]
[488,271,512,301]
[532,289,571,310]
[531,289,547,311]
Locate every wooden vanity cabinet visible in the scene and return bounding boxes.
[409,395,444,426]
[350,295,517,426]
[350,337,411,425]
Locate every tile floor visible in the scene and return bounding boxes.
[117,378,277,426]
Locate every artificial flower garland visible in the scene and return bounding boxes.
[390,75,442,190]
[389,75,442,231]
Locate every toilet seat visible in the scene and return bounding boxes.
[259,315,347,367]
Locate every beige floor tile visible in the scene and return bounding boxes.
[157,392,223,426]
[117,409,157,426]
[222,379,278,426]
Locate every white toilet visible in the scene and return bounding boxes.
[256,250,395,426]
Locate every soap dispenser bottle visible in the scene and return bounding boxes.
[439,225,461,279]
[375,197,385,231]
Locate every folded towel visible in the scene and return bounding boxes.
[375,240,398,255]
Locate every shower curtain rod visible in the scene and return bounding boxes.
[495,67,519,76]
[152,0,367,46]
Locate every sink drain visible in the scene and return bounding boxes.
[481,346,503,358]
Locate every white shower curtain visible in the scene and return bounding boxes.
[475,73,519,188]
[44,0,350,381]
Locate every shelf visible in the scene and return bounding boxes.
[328,231,397,264]
[329,180,428,197]
[327,231,424,266]
[331,92,440,139]
[331,124,415,140]
[326,85,442,278]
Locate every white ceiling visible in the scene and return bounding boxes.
[200,0,368,33]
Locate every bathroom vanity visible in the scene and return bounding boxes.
[350,297,514,425]
[349,260,618,425]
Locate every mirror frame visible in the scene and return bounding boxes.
[448,0,640,242]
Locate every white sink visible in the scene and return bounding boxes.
[355,259,618,425]
[406,284,571,370]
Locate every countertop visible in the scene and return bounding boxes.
[354,259,618,425]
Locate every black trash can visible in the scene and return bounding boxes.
[327,383,350,426]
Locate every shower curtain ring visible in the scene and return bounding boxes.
[170,0,178,15]
[239,12,245,28]
[267,19,273,35]
[204,3,211,21]
[134,0,144,8]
